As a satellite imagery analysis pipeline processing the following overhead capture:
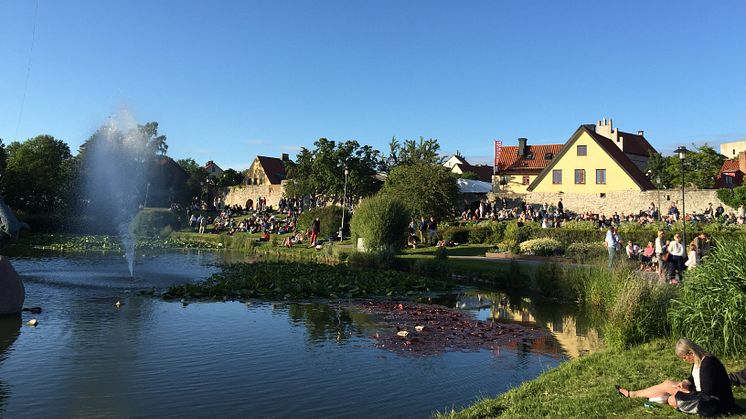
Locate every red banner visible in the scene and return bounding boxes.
[494,140,502,175]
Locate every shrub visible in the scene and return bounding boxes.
[468,225,492,244]
[350,194,409,252]
[131,208,178,237]
[518,238,564,256]
[669,235,746,356]
[297,206,349,238]
[566,242,606,261]
[441,226,470,244]
[346,249,396,270]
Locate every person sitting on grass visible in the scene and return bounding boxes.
[615,338,735,416]
[639,241,654,271]
[407,233,418,249]
[282,235,293,248]
[259,230,270,242]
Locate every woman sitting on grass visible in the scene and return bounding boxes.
[615,338,734,415]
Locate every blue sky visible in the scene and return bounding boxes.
[2,1,745,170]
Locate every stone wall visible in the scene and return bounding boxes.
[223,182,287,209]
[488,189,732,215]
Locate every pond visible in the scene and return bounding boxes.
[0,250,600,418]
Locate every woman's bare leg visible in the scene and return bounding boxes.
[618,379,678,398]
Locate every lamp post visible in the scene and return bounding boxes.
[656,176,661,222]
[339,166,349,241]
[675,146,688,245]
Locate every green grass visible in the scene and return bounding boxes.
[436,339,746,418]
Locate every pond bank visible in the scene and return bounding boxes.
[436,339,746,418]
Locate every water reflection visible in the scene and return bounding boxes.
[277,303,379,344]
[0,316,21,415]
[440,292,605,358]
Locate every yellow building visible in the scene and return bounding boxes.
[528,121,656,193]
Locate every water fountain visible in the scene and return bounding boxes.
[81,109,153,277]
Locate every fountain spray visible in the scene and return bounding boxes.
[81,108,153,278]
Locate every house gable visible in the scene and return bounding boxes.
[527,126,655,193]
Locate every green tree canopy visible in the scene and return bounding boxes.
[2,135,74,213]
[385,136,444,169]
[285,138,383,203]
[646,145,725,189]
[214,168,244,187]
[176,158,208,205]
[380,163,458,221]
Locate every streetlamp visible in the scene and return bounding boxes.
[339,166,349,241]
[656,176,661,222]
[675,145,688,245]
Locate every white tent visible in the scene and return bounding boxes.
[456,178,493,194]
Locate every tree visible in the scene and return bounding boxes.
[457,171,479,180]
[385,136,445,169]
[380,163,459,221]
[176,158,208,205]
[285,138,383,204]
[645,145,725,189]
[215,168,244,188]
[2,135,74,213]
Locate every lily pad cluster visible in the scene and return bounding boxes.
[348,301,550,356]
[21,234,223,251]
[162,261,456,300]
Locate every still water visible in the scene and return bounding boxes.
[0,251,593,418]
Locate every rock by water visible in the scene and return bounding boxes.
[0,256,25,315]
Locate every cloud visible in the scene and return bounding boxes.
[281,145,302,153]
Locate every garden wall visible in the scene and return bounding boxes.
[223,181,287,210]
[489,189,732,215]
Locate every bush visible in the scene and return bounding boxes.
[518,238,564,256]
[468,225,492,244]
[346,249,396,270]
[297,206,348,239]
[131,208,178,237]
[350,194,409,252]
[669,235,746,356]
[566,242,606,261]
[441,226,470,244]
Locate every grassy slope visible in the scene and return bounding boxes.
[437,339,746,418]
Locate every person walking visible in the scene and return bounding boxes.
[604,226,619,268]
[308,217,320,247]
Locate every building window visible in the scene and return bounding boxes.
[525,152,534,160]
[577,145,587,156]
[522,176,530,185]
[596,169,606,184]
[725,175,734,185]
[552,170,562,184]
[544,152,554,160]
[574,169,586,184]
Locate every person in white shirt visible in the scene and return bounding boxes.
[684,243,698,270]
[667,233,685,283]
[654,230,666,279]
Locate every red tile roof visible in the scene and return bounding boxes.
[720,159,741,173]
[495,144,564,172]
[618,131,656,156]
[256,156,288,185]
